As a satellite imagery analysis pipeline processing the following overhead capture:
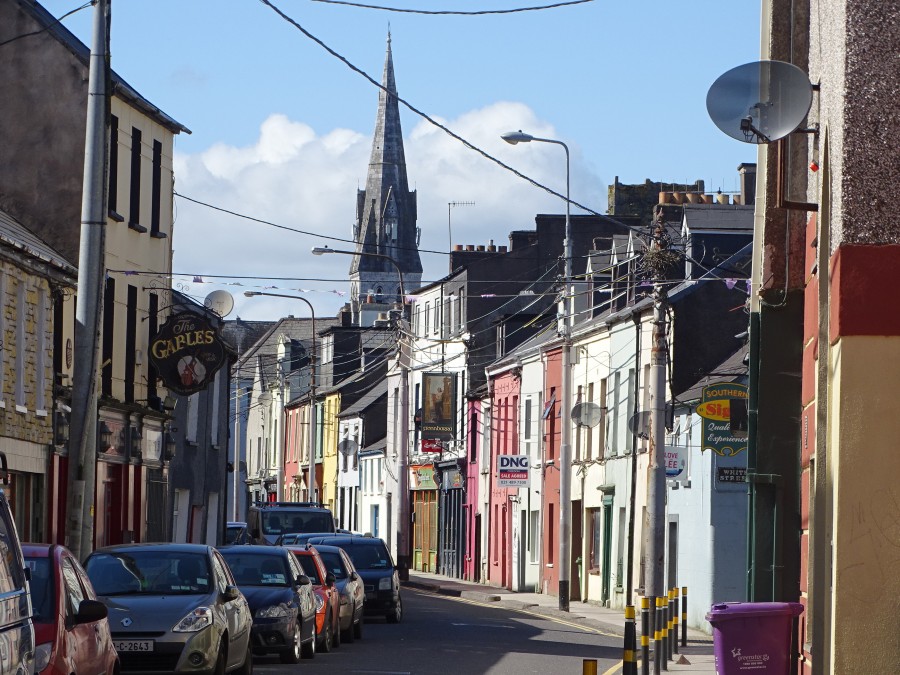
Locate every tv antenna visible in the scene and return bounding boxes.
[448,201,475,250]
[706,60,814,144]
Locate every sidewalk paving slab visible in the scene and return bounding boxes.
[403,571,717,673]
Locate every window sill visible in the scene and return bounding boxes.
[128,221,147,233]
[109,210,125,223]
[15,404,28,414]
[150,230,168,239]
[36,409,48,417]
[588,568,601,576]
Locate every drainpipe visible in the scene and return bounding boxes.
[626,310,641,601]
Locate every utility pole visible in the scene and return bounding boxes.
[66,0,109,561]
[645,219,670,666]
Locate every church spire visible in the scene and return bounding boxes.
[350,33,422,316]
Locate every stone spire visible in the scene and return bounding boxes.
[350,33,422,314]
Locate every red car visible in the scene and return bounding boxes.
[23,543,119,675]
[287,546,342,652]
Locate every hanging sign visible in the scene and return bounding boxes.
[150,312,227,395]
[665,445,687,481]
[697,383,749,456]
[421,373,457,440]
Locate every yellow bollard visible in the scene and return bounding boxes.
[583,658,598,675]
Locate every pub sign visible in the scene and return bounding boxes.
[150,312,227,395]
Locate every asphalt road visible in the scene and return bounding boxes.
[252,587,623,674]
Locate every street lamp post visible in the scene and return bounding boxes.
[502,130,573,612]
[243,291,318,504]
[311,246,411,579]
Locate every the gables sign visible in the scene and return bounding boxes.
[150,312,226,395]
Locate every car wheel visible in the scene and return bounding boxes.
[279,619,302,664]
[333,614,341,649]
[235,641,253,675]
[301,629,316,660]
[342,609,355,644]
[353,613,363,639]
[386,595,402,624]
[319,612,333,653]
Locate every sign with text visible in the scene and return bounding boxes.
[409,464,438,491]
[665,445,687,482]
[422,373,457,441]
[497,455,530,488]
[150,312,226,395]
[717,467,747,483]
[697,383,749,456]
[421,438,443,453]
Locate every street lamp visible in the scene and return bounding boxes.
[243,291,318,505]
[502,129,573,612]
[310,245,412,580]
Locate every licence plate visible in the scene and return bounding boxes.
[114,640,154,652]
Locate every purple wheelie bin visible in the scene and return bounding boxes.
[705,602,803,674]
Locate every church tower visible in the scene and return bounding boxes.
[350,33,422,319]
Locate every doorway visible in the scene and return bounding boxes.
[412,490,438,572]
[571,500,583,601]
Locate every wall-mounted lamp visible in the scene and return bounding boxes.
[130,426,142,459]
[164,431,177,461]
[55,411,70,446]
[163,395,177,411]
[98,421,113,452]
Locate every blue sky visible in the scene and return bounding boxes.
[43,0,760,320]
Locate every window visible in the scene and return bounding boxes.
[547,503,555,565]
[61,558,86,617]
[529,510,540,563]
[589,509,602,571]
[584,382,594,460]
[434,298,441,336]
[186,393,199,444]
[574,385,582,461]
[598,378,608,459]
[424,302,430,336]
[211,370,220,447]
[470,411,478,461]
[626,368,636,451]
[108,115,121,219]
[150,139,163,237]
[147,293,158,402]
[523,399,532,440]
[101,277,115,397]
[15,281,26,410]
[610,372,621,455]
[35,287,48,413]
[125,285,137,403]
[128,127,146,232]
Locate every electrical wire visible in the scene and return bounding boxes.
[311,0,595,15]
[0,1,93,48]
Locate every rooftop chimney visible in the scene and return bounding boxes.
[738,163,757,206]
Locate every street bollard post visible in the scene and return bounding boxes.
[681,586,688,648]
[623,605,637,675]
[668,589,675,661]
[641,597,650,675]
[661,593,669,670]
[583,659,598,675]
[672,588,679,655]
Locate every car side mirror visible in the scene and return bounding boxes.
[75,599,108,625]
[349,572,358,582]
[325,573,336,587]
[222,585,241,601]
[297,574,311,587]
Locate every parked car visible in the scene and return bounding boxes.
[219,545,316,663]
[246,502,335,545]
[286,546,341,652]
[225,522,249,545]
[23,543,119,675]
[311,543,365,641]
[0,455,35,673]
[84,543,253,674]
[308,535,401,623]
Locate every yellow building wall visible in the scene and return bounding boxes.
[831,336,900,673]
[322,393,340,513]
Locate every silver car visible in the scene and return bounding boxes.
[84,543,253,674]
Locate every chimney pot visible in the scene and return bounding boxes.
[454,244,463,251]
[465,244,475,251]
[476,245,486,252]
[498,245,508,253]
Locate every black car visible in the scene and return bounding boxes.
[219,545,317,663]
[84,543,253,674]
[308,536,401,623]
[246,502,335,545]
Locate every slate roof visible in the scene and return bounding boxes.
[682,204,754,231]
[338,380,388,419]
[0,207,76,275]
[678,347,748,403]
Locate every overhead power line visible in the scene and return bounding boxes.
[311,0,595,15]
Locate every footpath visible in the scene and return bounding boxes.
[402,571,716,674]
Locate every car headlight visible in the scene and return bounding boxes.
[173,607,214,632]
[378,577,393,590]
[34,642,53,672]
[315,594,325,611]
[257,602,293,618]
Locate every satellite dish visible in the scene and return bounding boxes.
[204,290,234,318]
[627,411,652,440]
[572,402,603,428]
[706,60,813,144]
[338,439,359,457]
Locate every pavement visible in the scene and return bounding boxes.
[402,571,716,674]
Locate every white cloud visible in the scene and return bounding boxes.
[172,102,606,321]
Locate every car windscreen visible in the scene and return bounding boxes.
[341,543,391,570]
[262,511,334,536]
[221,552,290,587]
[293,555,321,585]
[23,558,53,622]
[85,551,211,596]
[224,526,245,544]
[316,551,348,580]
